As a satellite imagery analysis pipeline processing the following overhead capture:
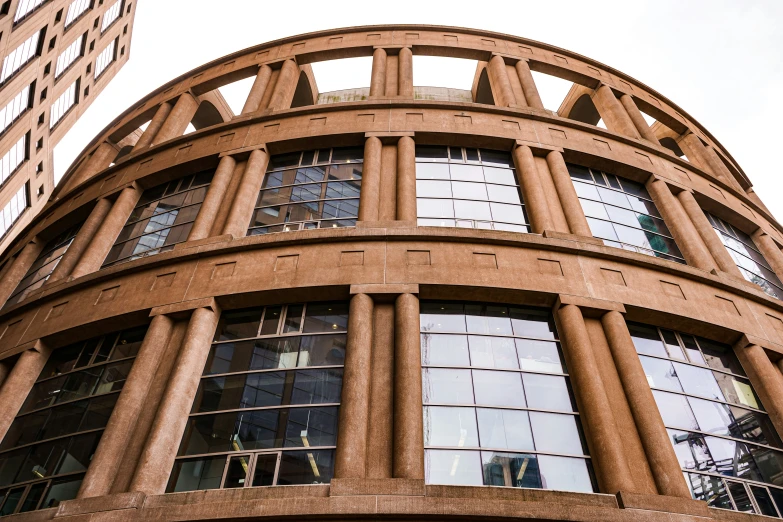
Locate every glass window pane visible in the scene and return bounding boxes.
[424,406,479,448]
[751,485,779,517]
[284,407,338,448]
[660,330,685,360]
[653,390,699,430]
[422,334,469,367]
[276,450,333,485]
[259,306,282,335]
[468,335,518,369]
[686,472,733,509]
[705,436,763,482]
[243,373,287,409]
[537,455,593,493]
[529,412,584,455]
[668,429,713,472]
[420,303,466,333]
[0,487,24,516]
[450,164,484,182]
[489,203,526,225]
[698,338,746,376]
[168,456,226,493]
[465,305,513,335]
[216,309,260,341]
[224,455,250,488]
[283,305,304,333]
[516,340,564,374]
[639,356,683,392]
[472,370,525,408]
[453,200,491,221]
[713,373,760,410]
[451,181,487,200]
[416,162,450,179]
[416,180,451,198]
[628,324,667,357]
[416,146,449,161]
[523,374,573,412]
[483,167,516,186]
[673,363,725,401]
[417,198,454,218]
[687,397,733,437]
[423,368,473,404]
[727,481,755,513]
[38,476,81,510]
[481,451,541,488]
[476,408,533,451]
[297,335,346,367]
[586,218,619,242]
[425,449,482,486]
[291,369,343,405]
[579,199,609,220]
[18,482,46,513]
[486,184,521,204]
[681,335,707,365]
[252,453,278,487]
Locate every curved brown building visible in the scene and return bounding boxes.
[0,24,782,521]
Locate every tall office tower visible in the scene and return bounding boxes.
[0,0,135,253]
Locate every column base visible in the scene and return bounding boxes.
[330,478,425,496]
[55,492,146,518]
[616,491,709,517]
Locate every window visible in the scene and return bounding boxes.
[0,84,33,137]
[4,224,80,308]
[64,0,90,28]
[629,323,783,517]
[420,302,595,493]
[167,302,346,493]
[0,183,28,238]
[568,163,684,263]
[248,148,362,236]
[99,0,120,32]
[0,134,28,187]
[93,37,115,78]
[54,33,84,78]
[102,171,212,267]
[0,29,43,84]
[416,145,529,233]
[705,212,783,300]
[49,79,79,128]
[13,0,46,24]
[0,327,146,515]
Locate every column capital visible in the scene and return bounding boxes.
[150,297,221,319]
[4,338,49,359]
[554,294,626,316]
[372,45,411,52]
[514,139,563,154]
[734,333,783,355]
[350,284,419,296]
[218,143,267,159]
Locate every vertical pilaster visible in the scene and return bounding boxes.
[70,185,141,279]
[555,303,634,494]
[488,55,515,108]
[267,59,298,111]
[545,151,592,237]
[222,148,269,237]
[135,102,172,150]
[0,344,52,443]
[512,144,551,233]
[334,293,374,478]
[619,94,658,143]
[397,47,413,98]
[734,338,783,438]
[187,155,237,241]
[645,178,716,271]
[0,240,43,306]
[396,136,416,222]
[515,60,544,110]
[129,306,219,495]
[601,311,692,498]
[150,93,200,147]
[592,85,641,139]
[358,137,382,222]
[753,230,783,281]
[393,293,423,479]
[47,198,113,284]
[366,303,394,479]
[369,48,387,97]
[241,64,273,114]
[78,315,175,498]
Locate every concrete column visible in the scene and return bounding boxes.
[545,151,592,237]
[267,60,298,111]
[488,55,515,108]
[393,293,423,479]
[358,137,382,222]
[369,48,387,97]
[366,303,394,479]
[129,307,218,495]
[396,136,416,222]
[187,156,237,241]
[556,304,634,494]
[48,198,113,284]
[676,190,744,278]
[0,240,43,306]
[0,361,10,391]
[334,293,374,478]
[398,47,413,98]
[753,230,783,282]
[150,93,200,147]
[70,185,141,279]
[512,144,552,233]
[78,315,174,498]
[593,85,641,139]
[0,345,52,443]
[70,141,118,187]
[515,60,544,110]
[679,133,719,179]
[601,311,692,498]
[734,341,783,438]
[222,148,269,237]
[619,94,658,143]
[705,145,735,183]
[241,64,273,114]
[135,102,172,150]
[645,178,716,271]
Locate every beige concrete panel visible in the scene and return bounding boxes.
[378,144,398,222]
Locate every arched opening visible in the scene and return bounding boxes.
[191,101,225,130]
[659,137,685,157]
[474,67,495,105]
[568,94,601,126]
[291,71,315,108]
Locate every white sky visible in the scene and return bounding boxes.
[54,0,783,219]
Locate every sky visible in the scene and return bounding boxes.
[53,0,783,220]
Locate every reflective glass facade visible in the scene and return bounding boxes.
[103,171,213,267]
[415,146,529,233]
[248,148,362,235]
[629,323,783,516]
[167,302,347,492]
[705,212,783,300]
[420,302,594,493]
[0,327,146,515]
[568,163,684,263]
